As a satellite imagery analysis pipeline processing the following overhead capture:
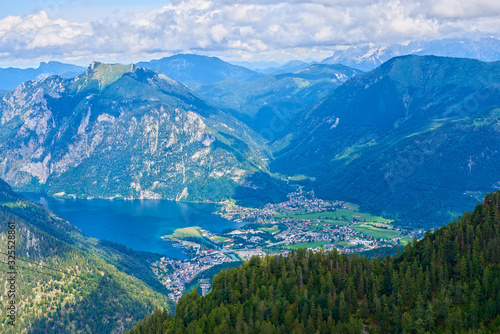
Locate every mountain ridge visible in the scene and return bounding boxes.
[137,54,264,89]
[196,63,363,143]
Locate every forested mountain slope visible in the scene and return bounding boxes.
[130,191,500,333]
[0,179,172,333]
[273,55,500,227]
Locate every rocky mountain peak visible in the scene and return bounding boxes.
[79,62,142,91]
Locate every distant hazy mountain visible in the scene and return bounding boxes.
[274,55,500,227]
[197,64,363,143]
[258,60,314,75]
[0,61,85,90]
[322,38,500,71]
[0,61,288,204]
[137,54,263,88]
[230,60,282,71]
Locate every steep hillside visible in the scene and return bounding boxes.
[0,179,172,333]
[0,61,85,90]
[0,62,287,204]
[129,191,500,333]
[197,64,362,142]
[273,56,500,227]
[137,54,263,89]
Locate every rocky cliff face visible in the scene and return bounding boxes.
[0,62,269,201]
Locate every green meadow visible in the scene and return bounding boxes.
[258,225,280,233]
[351,223,401,239]
[210,236,232,242]
[285,241,331,250]
[162,226,205,241]
[274,203,392,224]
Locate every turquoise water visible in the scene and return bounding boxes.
[23,193,241,259]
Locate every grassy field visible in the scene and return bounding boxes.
[273,205,399,240]
[162,226,205,241]
[308,221,350,231]
[210,236,232,242]
[399,236,414,245]
[351,223,401,239]
[308,223,325,231]
[274,211,351,226]
[285,241,331,250]
[259,225,280,233]
[334,241,356,248]
[274,206,392,225]
[330,207,393,223]
[275,211,338,220]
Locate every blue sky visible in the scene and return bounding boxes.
[2,1,167,21]
[3,1,166,15]
[1,0,500,68]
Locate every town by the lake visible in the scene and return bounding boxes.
[151,188,424,302]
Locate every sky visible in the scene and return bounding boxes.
[1,0,500,68]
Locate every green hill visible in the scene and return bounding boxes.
[129,191,500,333]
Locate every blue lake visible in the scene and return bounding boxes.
[23,193,242,259]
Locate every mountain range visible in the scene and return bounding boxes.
[196,64,363,142]
[322,38,500,71]
[257,60,314,75]
[1,39,500,333]
[1,52,500,228]
[0,61,288,206]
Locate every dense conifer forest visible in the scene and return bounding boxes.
[129,191,500,333]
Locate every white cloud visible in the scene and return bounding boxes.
[0,11,90,58]
[0,0,500,64]
[417,0,500,19]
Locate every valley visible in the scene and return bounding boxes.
[3,1,500,332]
[1,55,498,229]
